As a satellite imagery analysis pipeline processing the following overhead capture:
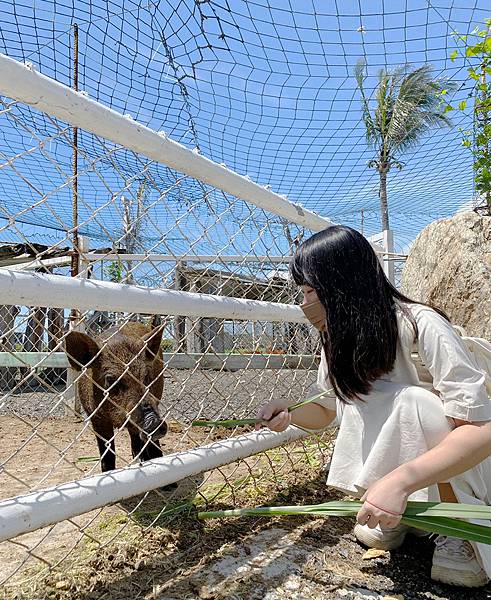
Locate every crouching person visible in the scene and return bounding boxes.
[257,225,491,588]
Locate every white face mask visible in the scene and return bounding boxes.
[301,298,327,332]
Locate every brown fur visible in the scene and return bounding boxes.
[65,320,168,472]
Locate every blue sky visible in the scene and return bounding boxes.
[0,0,489,261]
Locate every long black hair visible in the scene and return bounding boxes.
[291,225,448,402]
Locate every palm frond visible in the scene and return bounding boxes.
[355,60,454,163]
[354,58,379,147]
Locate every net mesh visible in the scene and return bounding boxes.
[0,0,487,591]
[1,0,487,249]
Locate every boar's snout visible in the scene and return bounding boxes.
[140,404,168,440]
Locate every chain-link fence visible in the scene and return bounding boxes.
[3,0,483,593]
[0,63,338,588]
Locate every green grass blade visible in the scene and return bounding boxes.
[192,388,335,428]
[404,501,491,519]
[287,388,335,412]
[191,418,260,428]
[401,515,491,545]
[198,500,491,545]
[198,501,362,520]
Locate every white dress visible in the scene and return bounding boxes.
[313,302,491,575]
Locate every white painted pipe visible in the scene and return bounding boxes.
[0,427,306,542]
[87,252,403,261]
[87,254,292,263]
[0,270,307,323]
[0,352,317,370]
[0,54,332,233]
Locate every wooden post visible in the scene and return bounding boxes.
[70,23,80,292]
[173,261,187,352]
[45,307,65,386]
[66,236,89,418]
[0,305,20,389]
[24,307,46,352]
[186,273,203,354]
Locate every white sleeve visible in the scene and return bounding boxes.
[310,348,337,411]
[415,307,491,422]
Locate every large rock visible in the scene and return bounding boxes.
[401,212,491,339]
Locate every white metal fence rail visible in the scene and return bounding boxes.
[0,52,397,591]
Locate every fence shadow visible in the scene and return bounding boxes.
[69,469,352,599]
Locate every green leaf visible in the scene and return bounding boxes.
[192,418,260,428]
[444,105,454,114]
[401,515,491,546]
[450,50,459,62]
[198,500,491,545]
[192,388,334,428]
[458,100,467,110]
[466,46,480,57]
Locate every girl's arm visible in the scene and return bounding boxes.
[356,419,491,530]
[390,418,491,495]
[258,399,336,432]
[358,307,491,529]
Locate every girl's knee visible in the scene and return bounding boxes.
[394,386,453,444]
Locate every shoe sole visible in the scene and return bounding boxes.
[431,564,489,588]
[353,524,407,551]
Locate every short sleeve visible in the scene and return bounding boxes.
[309,348,337,412]
[415,307,491,422]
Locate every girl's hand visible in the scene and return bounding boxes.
[356,474,410,529]
[256,399,292,432]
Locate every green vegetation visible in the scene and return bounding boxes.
[104,260,123,282]
[355,60,454,230]
[199,500,491,545]
[450,20,491,215]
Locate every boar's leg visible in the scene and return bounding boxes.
[142,439,163,461]
[129,429,145,461]
[92,417,116,472]
[129,430,163,462]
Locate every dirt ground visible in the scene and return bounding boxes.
[3,471,490,600]
[1,366,491,599]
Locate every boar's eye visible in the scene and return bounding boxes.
[104,375,127,393]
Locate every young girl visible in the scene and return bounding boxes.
[257,225,491,588]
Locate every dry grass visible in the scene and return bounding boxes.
[3,433,490,600]
[2,438,335,600]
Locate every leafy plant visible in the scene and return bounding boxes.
[160,338,174,352]
[104,260,123,282]
[355,59,454,230]
[450,20,491,215]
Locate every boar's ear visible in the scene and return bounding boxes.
[65,331,101,371]
[143,326,163,360]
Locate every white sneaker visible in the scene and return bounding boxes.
[431,535,489,588]
[354,523,427,551]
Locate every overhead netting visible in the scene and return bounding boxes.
[0,0,488,594]
[0,0,488,251]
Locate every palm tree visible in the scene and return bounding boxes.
[355,60,454,231]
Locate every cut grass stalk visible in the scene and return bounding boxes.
[198,500,491,545]
[192,389,333,428]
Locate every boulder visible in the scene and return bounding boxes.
[401,212,491,339]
